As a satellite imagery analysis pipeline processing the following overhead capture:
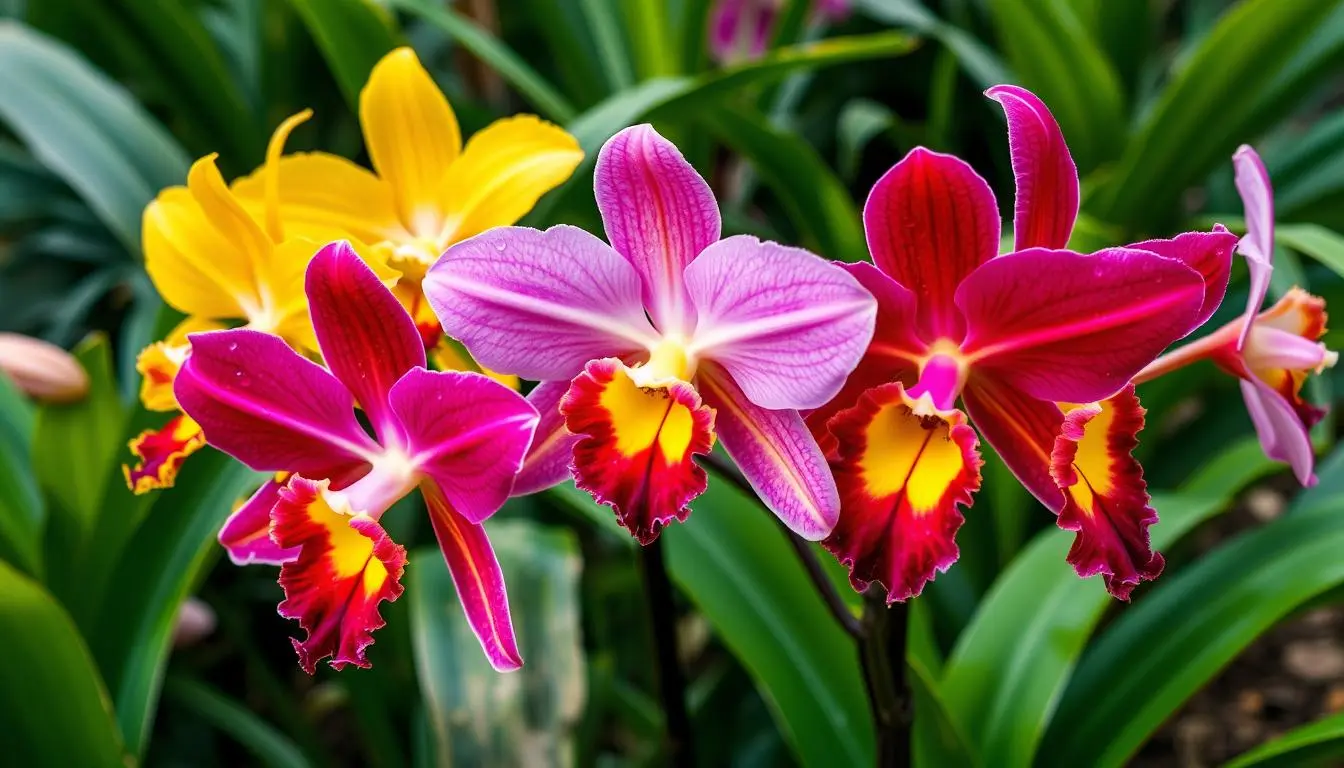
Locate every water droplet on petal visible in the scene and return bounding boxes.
[494,242,507,253]
[228,342,238,352]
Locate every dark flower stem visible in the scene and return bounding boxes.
[703,452,911,765]
[640,536,695,766]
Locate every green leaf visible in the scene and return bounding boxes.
[408,520,586,766]
[837,99,896,180]
[1224,710,1344,768]
[0,22,189,252]
[1045,495,1344,767]
[90,451,259,758]
[937,441,1277,768]
[855,0,1010,88]
[909,629,977,768]
[1276,223,1344,279]
[0,559,125,765]
[619,0,677,79]
[0,372,41,575]
[1087,0,1342,231]
[1271,110,1344,218]
[985,0,1124,172]
[285,0,399,111]
[579,0,635,91]
[165,677,312,768]
[388,0,577,122]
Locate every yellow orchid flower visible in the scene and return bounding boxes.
[126,111,397,494]
[232,47,584,348]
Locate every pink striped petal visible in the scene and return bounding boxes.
[958,247,1206,403]
[985,85,1078,250]
[596,124,721,332]
[684,235,877,410]
[864,147,1000,340]
[699,365,839,540]
[307,241,424,441]
[1241,376,1317,487]
[1234,145,1276,350]
[427,225,657,381]
[1128,227,1238,329]
[512,381,579,496]
[390,369,538,524]
[422,481,522,671]
[176,329,377,475]
[219,477,300,566]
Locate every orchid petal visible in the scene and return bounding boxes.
[864,147,1000,340]
[360,48,461,231]
[562,359,715,544]
[1241,377,1317,487]
[232,152,403,246]
[427,225,657,381]
[219,475,299,566]
[1128,227,1239,329]
[958,247,1205,403]
[596,124,721,331]
[422,481,523,671]
[961,376,1064,511]
[513,381,580,496]
[684,235,877,410]
[1051,387,1163,600]
[389,369,538,524]
[274,476,407,673]
[1234,145,1275,350]
[985,85,1079,250]
[123,413,207,494]
[175,329,378,475]
[699,365,838,540]
[823,383,982,602]
[307,241,425,440]
[136,316,223,412]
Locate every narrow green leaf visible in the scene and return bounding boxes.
[837,99,896,180]
[1045,496,1344,768]
[579,0,635,91]
[909,632,978,768]
[0,559,125,766]
[620,0,677,78]
[1271,111,1344,217]
[1225,710,1344,768]
[388,0,577,122]
[854,0,1010,88]
[676,0,714,71]
[165,677,313,768]
[1276,223,1344,279]
[0,22,189,252]
[0,372,41,575]
[409,520,586,766]
[285,0,399,111]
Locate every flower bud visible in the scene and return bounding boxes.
[0,333,89,403]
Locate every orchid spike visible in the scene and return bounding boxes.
[426,124,877,544]
[176,241,538,672]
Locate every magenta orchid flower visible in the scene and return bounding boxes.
[424,124,877,544]
[175,241,539,672]
[808,85,1238,602]
[1136,146,1337,485]
[709,0,851,63]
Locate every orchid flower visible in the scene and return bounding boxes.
[709,0,851,63]
[126,111,396,493]
[425,124,877,543]
[175,241,538,672]
[233,47,583,352]
[1136,146,1337,486]
[809,85,1238,602]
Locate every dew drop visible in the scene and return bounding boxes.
[494,242,507,253]
[228,342,238,352]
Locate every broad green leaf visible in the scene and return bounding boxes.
[985,0,1124,172]
[285,0,399,111]
[552,481,875,767]
[165,677,313,768]
[938,440,1277,768]
[1224,710,1344,768]
[0,372,41,575]
[388,0,577,122]
[1276,223,1344,279]
[0,22,189,252]
[1086,0,1341,231]
[699,106,865,262]
[409,520,585,766]
[909,627,977,768]
[855,0,1010,88]
[90,451,258,758]
[0,559,125,766]
[1045,495,1344,767]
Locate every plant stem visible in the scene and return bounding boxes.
[702,453,862,638]
[640,536,695,766]
[860,589,911,768]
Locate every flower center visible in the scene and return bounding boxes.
[326,449,421,519]
[630,336,695,387]
[907,349,968,413]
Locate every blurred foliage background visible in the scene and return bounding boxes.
[4,0,1344,766]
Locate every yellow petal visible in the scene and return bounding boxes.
[136,317,224,411]
[265,238,402,356]
[262,109,314,242]
[439,115,583,244]
[144,176,255,318]
[360,47,462,234]
[232,152,403,246]
[187,154,273,279]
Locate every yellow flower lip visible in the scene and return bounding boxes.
[630,337,695,387]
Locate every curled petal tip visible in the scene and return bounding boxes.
[123,414,207,494]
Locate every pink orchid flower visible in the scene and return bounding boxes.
[175,241,539,672]
[808,85,1238,602]
[425,124,877,544]
[1136,146,1337,485]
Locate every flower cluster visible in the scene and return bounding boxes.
[130,47,1333,672]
